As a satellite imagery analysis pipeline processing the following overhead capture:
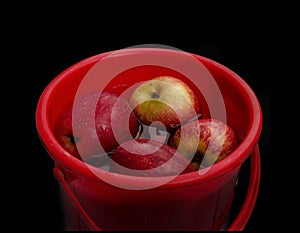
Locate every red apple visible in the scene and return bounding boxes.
[129,76,201,131]
[110,138,196,177]
[168,119,240,167]
[54,91,140,160]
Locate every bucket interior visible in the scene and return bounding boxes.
[46,55,252,146]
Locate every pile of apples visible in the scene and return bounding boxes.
[55,76,239,176]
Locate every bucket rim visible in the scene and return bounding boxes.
[35,48,262,188]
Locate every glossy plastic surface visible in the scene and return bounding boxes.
[36,48,262,230]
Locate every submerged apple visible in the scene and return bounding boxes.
[169,118,240,167]
[129,76,201,131]
[55,91,140,160]
[110,138,196,177]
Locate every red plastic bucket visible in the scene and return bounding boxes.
[36,48,262,231]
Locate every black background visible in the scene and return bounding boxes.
[30,37,271,231]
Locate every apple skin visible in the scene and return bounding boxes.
[129,76,201,131]
[54,91,140,160]
[110,138,196,177]
[168,119,240,166]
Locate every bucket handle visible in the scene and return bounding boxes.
[54,145,260,231]
[228,145,261,231]
[53,167,102,231]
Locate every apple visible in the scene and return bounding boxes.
[110,138,196,177]
[54,91,140,160]
[168,119,240,167]
[129,76,201,132]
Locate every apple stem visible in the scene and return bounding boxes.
[151,92,160,98]
[89,150,115,158]
[134,123,144,139]
[189,113,202,122]
[69,135,77,144]
[169,113,202,130]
